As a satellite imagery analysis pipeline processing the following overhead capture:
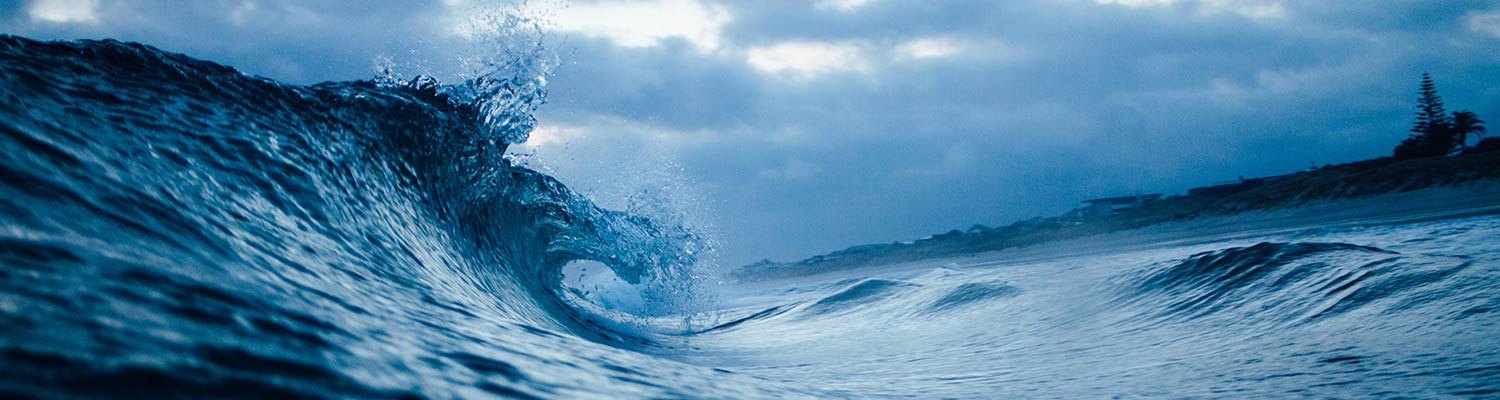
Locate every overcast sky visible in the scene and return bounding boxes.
[4,0,1499,267]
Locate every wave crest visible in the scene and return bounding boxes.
[1119,242,1471,325]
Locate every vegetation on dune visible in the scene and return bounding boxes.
[1394,73,1488,159]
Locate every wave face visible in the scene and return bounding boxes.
[0,36,783,398]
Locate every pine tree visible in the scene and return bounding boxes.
[1412,73,1450,138]
[1395,73,1457,158]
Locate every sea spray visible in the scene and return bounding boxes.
[364,1,722,331]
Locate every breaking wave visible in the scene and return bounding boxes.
[0,35,733,398]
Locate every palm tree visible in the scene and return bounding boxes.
[1453,110,1486,151]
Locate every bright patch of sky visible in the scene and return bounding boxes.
[745,40,868,77]
[27,0,96,23]
[816,0,874,12]
[1469,10,1500,38]
[226,2,321,28]
[527,0,730,51]
[522,123,589,148]
[1095,0,1173,6]
[895,37,960,59]
[1095,0,1286,20]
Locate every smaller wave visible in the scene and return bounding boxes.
[801,279,917,316]
[1119,242,1471,325]
[929,282,1021,311]
[692,305,797,334]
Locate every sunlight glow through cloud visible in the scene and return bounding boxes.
[745,41,867,77]
[1469,10,1500,38]
[895,37,960,59]
[1095,0,1173,6]
[535,0,730,51]
[522,123,588,148]
[27,0,97,23]
[1095,0,1286,20]
[816,0,874,12]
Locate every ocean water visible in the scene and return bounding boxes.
[2,36,1498,399]
[687,218,1500,398]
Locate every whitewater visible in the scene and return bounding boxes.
[1,35,1498,399]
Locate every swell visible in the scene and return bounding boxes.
[1117,242,1472,326]
[0,36,701,396]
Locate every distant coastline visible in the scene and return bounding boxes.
[735,149,1500,280]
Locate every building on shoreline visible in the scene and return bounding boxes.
[1078,193,1163,219]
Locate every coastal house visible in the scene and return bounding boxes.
[1080,193,1162,219]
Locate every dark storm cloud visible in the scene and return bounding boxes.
[4,0,1498,266]
[534,0,1500,265]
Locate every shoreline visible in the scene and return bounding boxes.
[735,177,1500,283]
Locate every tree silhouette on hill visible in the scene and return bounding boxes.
[1394,73,1487,159]
[1453,110,1487,150]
